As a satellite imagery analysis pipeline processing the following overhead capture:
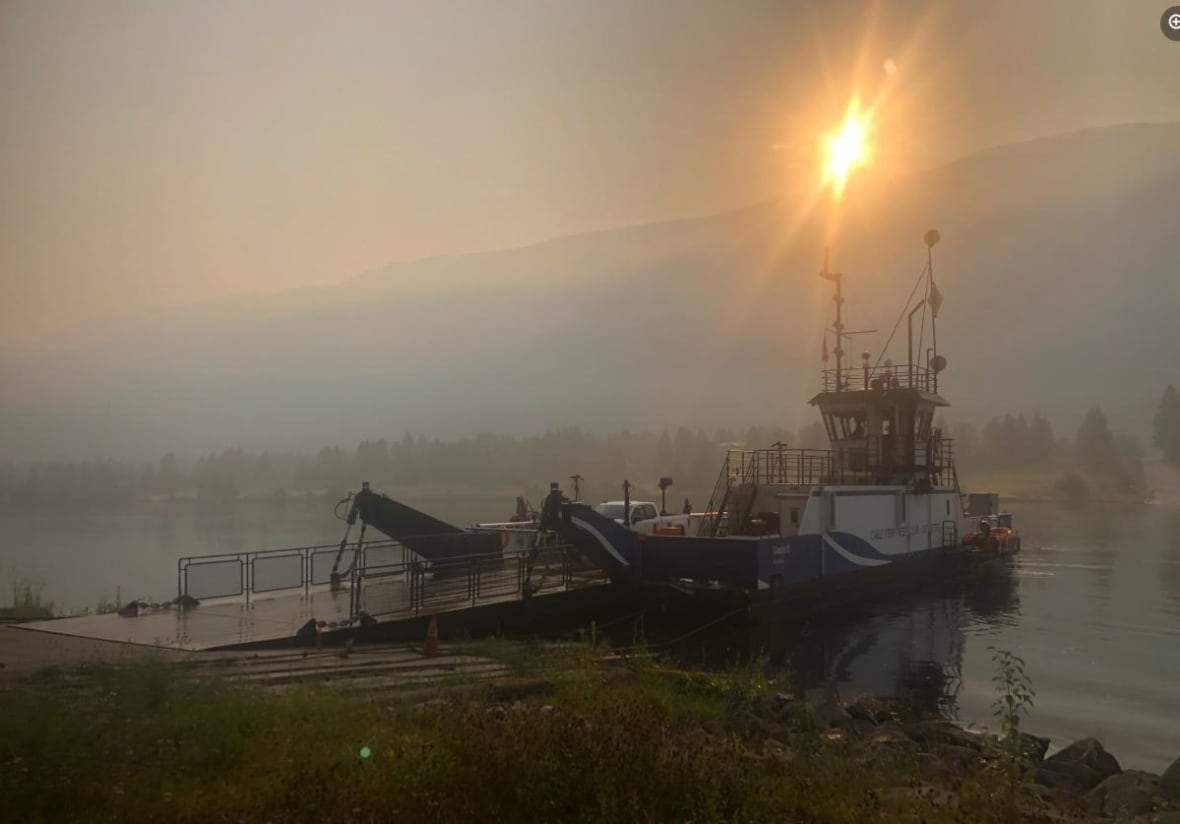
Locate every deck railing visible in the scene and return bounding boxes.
[176,528,605,626]
[821,364,940,393]
[176,539,405,604]
[699,440,959,536]
[350,533,602,621]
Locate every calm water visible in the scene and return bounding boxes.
[2,497,1177,771]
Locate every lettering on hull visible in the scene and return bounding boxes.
[869,523,932,541]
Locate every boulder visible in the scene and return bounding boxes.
[1163,756,1180,804]
[1085,770,1160,818]
[845,695,915,724]
[1035,759,1103,794]
[851,719,879,737]
[936,744,980,774]
[813,699,854,729]
[903,720,984,753]
[1044,737,1122,784]
[865,723,917,750]
[1016,732,1051,761]
[844,698,880,725]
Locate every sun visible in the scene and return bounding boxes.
[824,102,870,195]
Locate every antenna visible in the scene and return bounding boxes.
[924,229,941,392]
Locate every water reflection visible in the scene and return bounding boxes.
[659,562,1020,720]
[657,502,1180,771]
[1159,509,1180,617]
[2,498,1177,769]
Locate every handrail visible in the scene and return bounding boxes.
[176,528,606,626]
[177,539,402,603]
[821,364,939,393]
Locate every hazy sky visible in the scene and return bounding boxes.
[1,0,1176,347]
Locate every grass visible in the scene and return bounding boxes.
[0,648,1077,824]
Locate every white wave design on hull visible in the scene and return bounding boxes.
[823,533,891,567]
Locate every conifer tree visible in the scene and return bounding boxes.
[1154,385,1180,466]
[1075,407,1120,476]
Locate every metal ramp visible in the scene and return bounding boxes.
[15,532,608,652]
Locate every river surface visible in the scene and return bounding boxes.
[2,495,1177,771]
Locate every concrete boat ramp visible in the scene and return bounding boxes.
[0,622,515,694]
[9,534,610,653]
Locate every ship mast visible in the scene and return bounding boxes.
[819,248,875,391]
[819,247,844,389]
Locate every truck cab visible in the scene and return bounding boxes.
[593,501,689,535]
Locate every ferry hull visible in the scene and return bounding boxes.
[644,543,1013,623]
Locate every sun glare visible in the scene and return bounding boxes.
[824,103,870,195]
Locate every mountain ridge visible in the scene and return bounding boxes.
[4,121,1179,461]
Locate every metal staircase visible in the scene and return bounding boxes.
[699,451,760,537]
[950,463,970,517]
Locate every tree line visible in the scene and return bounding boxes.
[0,424,829,509]
[5,386,1175,509]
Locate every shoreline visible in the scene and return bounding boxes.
[1,638,1177,822]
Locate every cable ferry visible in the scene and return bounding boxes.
[529,232,1019,613]
[342,233,1019,618]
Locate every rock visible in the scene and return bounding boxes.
[1045,737,1122,784]
[851,719,879,737]
[813,700,854,729]
[1163,757,1180,803]
[1023,782,1056,806]
[754,718,796,740]
[1017,732,1051,761]
[866,723,918,749]
[771,691,799,710]
[904,720,984,753]
[937,744,981,774]
[1035,759,1103,794]
[845,695,917,724]
[844,698,879,725]
[1085,770,1160,818]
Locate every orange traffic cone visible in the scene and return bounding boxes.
[423,613,440,657]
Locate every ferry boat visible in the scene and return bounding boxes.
[339,232,1018,621]
[528,232,1019,615]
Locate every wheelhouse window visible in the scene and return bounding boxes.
[823,411,867,440]
[914,410,933,438]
